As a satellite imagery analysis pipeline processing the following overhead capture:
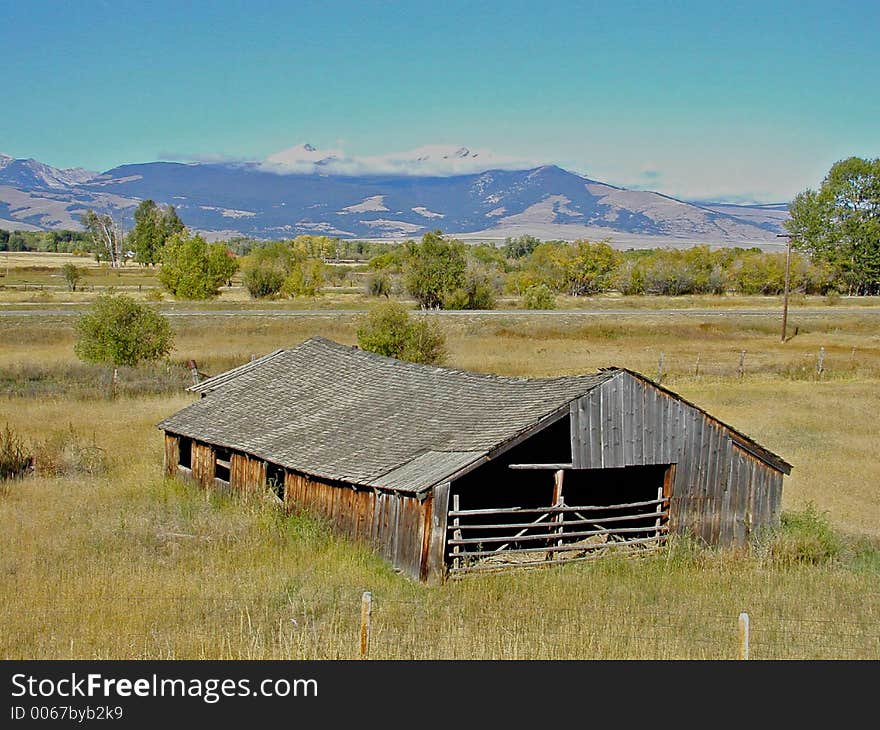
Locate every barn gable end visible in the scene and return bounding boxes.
[569,371,787,544]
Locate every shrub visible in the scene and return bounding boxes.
[35,426,107,477]
[565,240,622,295]
[0,424,31,481]
[159,232,237,299]
[283,258,324,297]
[522,283,556,309]
[643,254,696,295]
[403,231,467,308]
[356,301,445,365]
[61,262,84,291]
[243,262,286,299]
[443,270,498,310]
[74,293,174,366]
[365,272,391,298]
[615,259,646,295]
[766,504,841,566]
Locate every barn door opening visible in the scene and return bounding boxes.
[447,462,672,577]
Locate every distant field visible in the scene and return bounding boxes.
[0,301,878,659]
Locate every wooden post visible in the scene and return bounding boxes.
[694,354,701,378]
[657,352,664,384]
[452,494,462,571]
[360,591,372,659]
[738,612,750,660]
[426,482,450,583]
[817,346,825,379]
[111,368,118,399]
[780,234,793,343]
[737,350,746,379]
[547,469,565,560]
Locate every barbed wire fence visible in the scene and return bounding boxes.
[2,588,879,661]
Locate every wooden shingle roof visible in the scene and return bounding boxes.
[158,336,613,494]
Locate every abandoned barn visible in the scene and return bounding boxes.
[158,336,791,581]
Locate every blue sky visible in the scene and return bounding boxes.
[2,0,878,202]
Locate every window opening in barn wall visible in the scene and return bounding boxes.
[178,437,192,470]
[445,416,671,575]
[214,447,231,484]
[266,463,285,501]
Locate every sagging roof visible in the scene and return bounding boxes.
[159,336,613,494]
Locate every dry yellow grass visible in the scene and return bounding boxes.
[0,308,878,659]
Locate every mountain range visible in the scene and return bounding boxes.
[0,148,788,248]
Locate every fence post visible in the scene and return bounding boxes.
[694,354,701,378]
[738,612,750,660]
[111,368,119,399]
[737,350,746,380]
[657,352,664,384]
[452,494,462,571]
[360,591,372,659]
[817,347,825,379]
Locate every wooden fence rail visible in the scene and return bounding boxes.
[448,496,669,519]
[453,510,668,532]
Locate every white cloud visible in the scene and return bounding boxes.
[260,143,538,177]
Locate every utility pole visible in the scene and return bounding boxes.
[777,233,794,343]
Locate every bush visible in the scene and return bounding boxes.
[443,270,498,310]
[0,424,31,481]
[365,272,391,298]
[767,504,841,566]
[403,231,467,308]
[61,262,84,291]
[35,426,107,477]
[159,232,237,299]
[282,258,324,297]
[243,262,286,299]
[356,301,445,365]
[522,283,556,309]
[74,293,174,367]
[565,240,622,295]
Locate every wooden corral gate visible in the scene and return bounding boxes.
[446,467,674,576]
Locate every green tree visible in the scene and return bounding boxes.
[207,243,239,287]
[74,293,174,366]
[786,157,880,295]
[282,258,324,297]
[365,272,391,298]
[403,230,467,308]
[503,234,541,259]
[243,261,286,298]
[130,200,163,265]
[162,205,185,240]
[356,301,445,365]
[442,268,498,309]
[61,262,84,291]
[565,240,622,295]
[159,232,235,299]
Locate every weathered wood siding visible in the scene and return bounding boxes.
[284,471,432,581]
[230,452,266,497]
[190,441,216,487]
[164,434,179,477]
[570,372,784,545]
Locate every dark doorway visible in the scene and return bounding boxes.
[178,437,192,469]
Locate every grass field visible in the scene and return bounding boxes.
[1,298,879,659]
